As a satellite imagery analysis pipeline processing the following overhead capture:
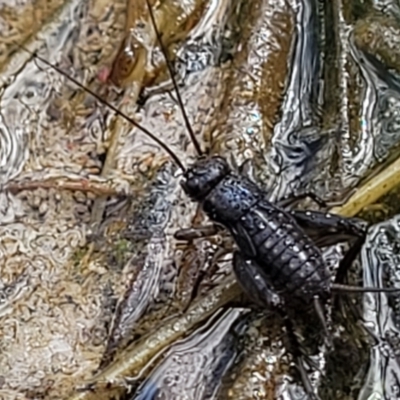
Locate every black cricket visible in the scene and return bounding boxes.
[181,155,365,310]
[19,1,400,397]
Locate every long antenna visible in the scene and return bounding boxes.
[15,44,186,171]
[145,0,203,156]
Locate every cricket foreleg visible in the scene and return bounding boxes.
[174,224,223,241]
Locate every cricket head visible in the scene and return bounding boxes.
[181,156,230,202]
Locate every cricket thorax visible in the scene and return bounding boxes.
[202,174,262,224]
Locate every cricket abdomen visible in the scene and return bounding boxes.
[246,201,331,302]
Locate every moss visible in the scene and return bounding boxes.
[112,238,134,267]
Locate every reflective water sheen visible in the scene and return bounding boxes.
[1,0,400,399]
[359,217,400,400]
[133,308,247,400]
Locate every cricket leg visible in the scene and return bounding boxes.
[278,192,329,209]
[174,224,223,241]
[233,253,322,399]
[289,210,367,247]
[232,252,282,309]
[277,188,357,210]
[291,210,400,295]
[279,309,322,400]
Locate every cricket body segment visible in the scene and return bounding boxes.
[181,156,331,306]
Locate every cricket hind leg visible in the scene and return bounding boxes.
[291,210,400,295]
[233,253,321,399]
[313,296,333,350]
[289,210,365,291]
[232,252,281,308]
[280,310,322,400]
[289,210,367,247]
[290,210,365,291]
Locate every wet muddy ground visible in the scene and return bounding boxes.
[1,0,400,399]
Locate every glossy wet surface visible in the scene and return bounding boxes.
[1,0,400,399]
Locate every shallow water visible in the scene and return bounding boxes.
[1,0,400,399]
